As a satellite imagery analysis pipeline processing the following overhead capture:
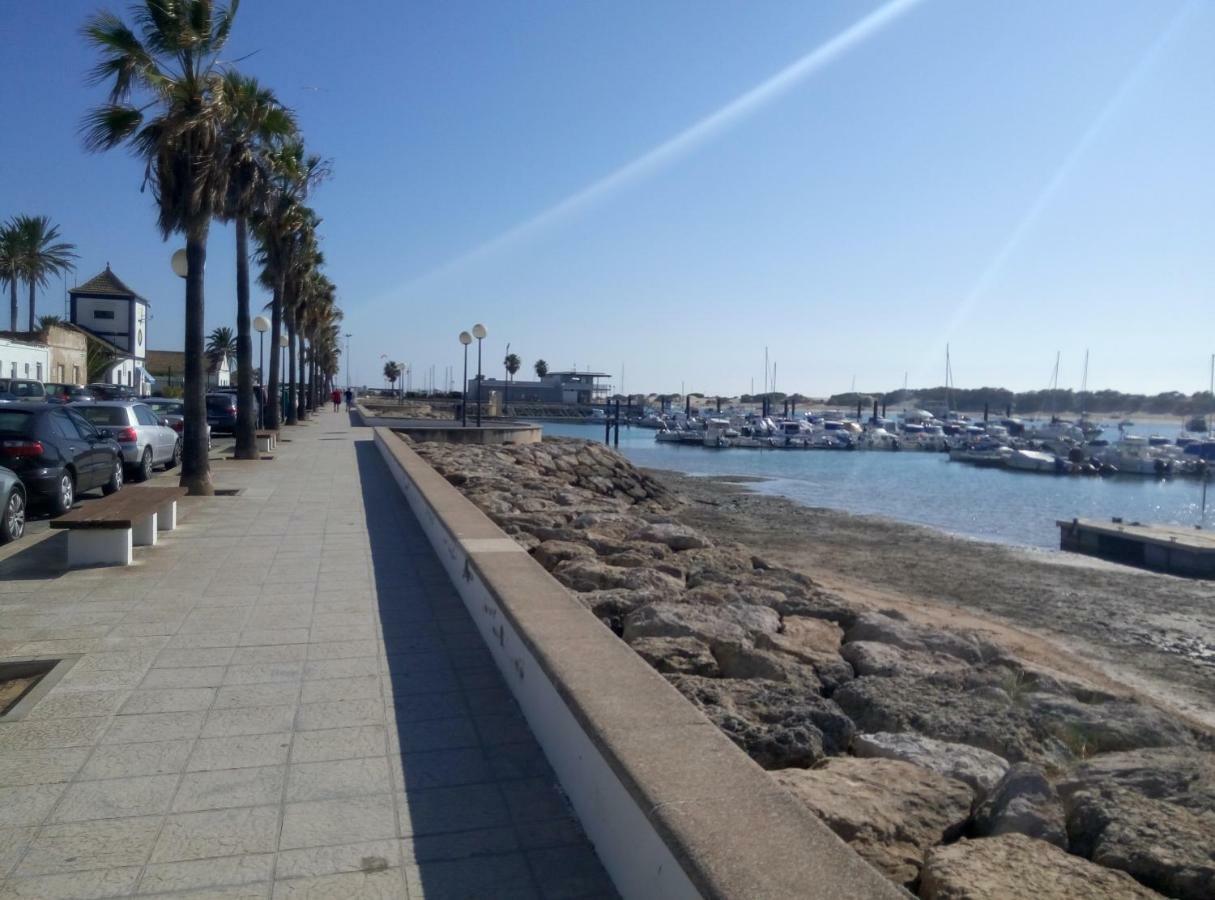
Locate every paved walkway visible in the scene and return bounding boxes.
[0,411,615,899]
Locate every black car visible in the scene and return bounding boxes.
[45,384,96,404]
[206,392,259,434]
[87,383,138,401]
[0,379,47,402]
[0,403,124,514]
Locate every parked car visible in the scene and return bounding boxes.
[0,379,47,402]
[86,383,138,401]
[0,403,123,514]
[0,465,26,543]
[206,392,259,435]
[72,401,181,481]
[45,384,95,404]
[144,397,212,449]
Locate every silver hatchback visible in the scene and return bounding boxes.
[72,401,181,482]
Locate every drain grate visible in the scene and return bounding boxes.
[213,488,243,497]
[0,658,78,721]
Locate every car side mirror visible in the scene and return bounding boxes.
[159,417,169,427]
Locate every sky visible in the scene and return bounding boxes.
[1,0,1212,398]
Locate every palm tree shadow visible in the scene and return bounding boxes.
[352,442,617,899]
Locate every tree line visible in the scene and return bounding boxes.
[824,387,1215,417]
[82,0,343,494]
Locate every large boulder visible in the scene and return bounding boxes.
[709,640,821,689]
[623,600,780,646]
[532,539,595,572]
[841,641,971,678]
[1023,693,1194,758]
[628,522,711,551]
[1065,784,1215,900]
[919,834,1162,899]
[629,636,718,677]
[844,611,1000,664]
[852,732,1009,797]
[1058,747,1215,817]
[756,617,855,693]
[553,557,684,594]
[773,757,971,887]
[973,763,1067,847]
[668,675,853,768]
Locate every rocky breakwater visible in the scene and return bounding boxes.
[407,434,1215,898]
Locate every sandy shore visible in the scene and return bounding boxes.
[656,469,1215,731]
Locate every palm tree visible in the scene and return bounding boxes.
[217,72,296,459]
[205,325,236,375]
[83,0,237,496]
[503,352,521,408]
[383,360,402,394]
[0,223,22,332]
[12,215,77,332]
[37,315,63,333]
[534,358,548,378]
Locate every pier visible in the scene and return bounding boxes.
[1057,518,1215,578]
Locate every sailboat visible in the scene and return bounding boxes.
[1077,349,1103,439]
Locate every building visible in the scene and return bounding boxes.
[145,349,231,391]
[69,265,151,394]
[0,324,88,386]
[466,370,611,406]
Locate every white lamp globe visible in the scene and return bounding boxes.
[472,323,487,340]
[279,334,289,348]
[459,331,471,346]
[170,249,188,278]
[253,315,270,333]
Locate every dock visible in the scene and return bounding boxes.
[1057,517,1215,578]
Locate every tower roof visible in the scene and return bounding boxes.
[71,265,146,302]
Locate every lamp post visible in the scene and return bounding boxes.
[344,333,351,390]
[472,324,487,427]
[253,316,269,428]
[459,332,471,426]
[278,334,288,415]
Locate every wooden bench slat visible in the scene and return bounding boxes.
[50,487,187,530]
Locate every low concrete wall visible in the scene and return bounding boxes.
[373,427,901,900]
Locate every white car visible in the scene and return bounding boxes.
[72,401,181,482]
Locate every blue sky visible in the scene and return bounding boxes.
[2,1,1212,397]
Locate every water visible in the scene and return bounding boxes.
[537,421,1209,550]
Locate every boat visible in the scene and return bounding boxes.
[1005,449,1061,473]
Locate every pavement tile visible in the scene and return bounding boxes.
[294,698,383,731]
[152,646,235,669]
[288,725,387,764]
[278,795,397,850]
[0,826,35,879]
[0,783,66,826]
[150,806,280,862]
[213,682,300,710]
[80,740,192,781]
[187,733,291,772]
[298,676,381,705]
[15,815,162,875]
[222,662,304,686]
[0,866,141,899]
[120,688,216,714]
[399,826,518,864]
[102,711,205,745]
[301,656,380,680]
[393,748,491,791]
[273,839,400,881]
[390,716,479,754]
[0,718,108,752]
[398,783,510,837]
[202,705,295,738]
[0,748,89,788]
[172,766,285,812]
[285,757,391,803]
[402,852,538,900]
[50,774,177,823]
[271,869,403,899]
[228,645,306,665]
[23,690,127,721]
[138,853,274,894]
[140,666,226,690]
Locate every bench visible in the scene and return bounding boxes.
[50,486,187,567]
[255,430,277,452]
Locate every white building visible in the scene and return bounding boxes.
[69,265,152,394]
[0,335,50,383]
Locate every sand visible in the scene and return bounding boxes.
[656,469,1215,732]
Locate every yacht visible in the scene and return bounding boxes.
[1005,449,1060,473]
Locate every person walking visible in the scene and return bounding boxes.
[331,387,341,412]
[344,387,354,411]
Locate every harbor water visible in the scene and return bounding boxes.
[539,422,1210,550]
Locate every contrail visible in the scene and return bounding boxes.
[393,0,929,294]
[933,0,1198,355]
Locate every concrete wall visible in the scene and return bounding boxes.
[0,337,49,382]
[373,427,902,900]
[43,324,87,386]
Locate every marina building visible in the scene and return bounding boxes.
[466,370,611,405]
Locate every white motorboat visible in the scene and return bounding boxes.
[1005,449,1060,472]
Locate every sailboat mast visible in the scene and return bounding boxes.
[945,344,952,418]
[1081,349,1089,416]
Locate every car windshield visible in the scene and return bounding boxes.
[75,406,129,426]
[146,399,180,411]
[0,411,33,436]
[10,382,43,397]
[206,396,235,412]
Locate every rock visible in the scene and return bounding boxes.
[623,601,780,646]
[710,640,820,688]
[1065,784,1215,900]
[1023,693,1195,758]
[629,636,718,676]
[973,763,1067,847]
[853,732,1009,797]
[574,588,663,625]
[755,617,854,693]
[532,540,595,572]
[845,612,1000,664]
[552,558,683,594]
[668,675,853,768]
[772,757,972,887]
[841,641,970,678]
[919,834,1162,899]
[1059,748,1215,817]
[628,522,712,551]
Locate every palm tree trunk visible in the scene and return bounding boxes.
[233,217,257,460]
[266,275,283,430]
[286,312,297,426]
[9,280,17,333]
[180,229,214,496]
[26,280,35,333]
[297,331,307,420]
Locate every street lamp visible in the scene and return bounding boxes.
[459,331,472,427]
[472,324,487,427]
[170,248,188,279]
[344,333,351,389]
[253,316,269,428]
[278,334,288,410]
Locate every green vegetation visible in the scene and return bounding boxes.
[826,386,1215,417]
[534,359,549,378]
[0,216,77,333]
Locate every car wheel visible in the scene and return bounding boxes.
[1,488,25,543]
[102,457,123,495]
[52,472,75,516]
[165,440,181,470]
[134,447,153,483]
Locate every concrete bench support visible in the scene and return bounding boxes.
[67,529,132,567]
[132,512,157,547]
[157,499,177,532]
[256,435,273,453]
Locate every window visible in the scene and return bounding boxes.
[72,365,80,384]
[35,363,42,381]
[9,364,14,378]
[56,364,64,382]
[77,406,128,427]
[51,410,83,440]
[23,364,29,376]
[65,408,100,439]
[127,370,132,386]
[93,310,115,320]
[134,405,159,427]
